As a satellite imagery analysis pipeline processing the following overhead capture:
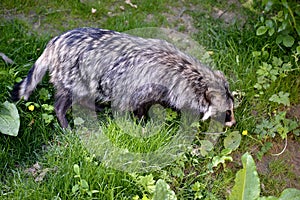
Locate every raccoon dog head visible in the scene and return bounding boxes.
[202,70,236,127]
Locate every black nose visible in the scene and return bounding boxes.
[225,110,236,127]
[225,110,232,123]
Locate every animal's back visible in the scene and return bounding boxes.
[45,28,213,103]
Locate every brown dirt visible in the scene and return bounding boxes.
[287,104,300,120]
[256,137,300,189]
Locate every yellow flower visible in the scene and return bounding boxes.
[242,130,248,136]
[28,105,35,111]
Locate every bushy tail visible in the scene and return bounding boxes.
[11,54,49,101]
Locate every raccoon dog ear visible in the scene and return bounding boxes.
[204,87,214,104]
[214,70,229,88]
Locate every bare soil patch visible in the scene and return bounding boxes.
[256,137,300,190]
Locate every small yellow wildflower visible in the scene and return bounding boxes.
[28,105,35,111]
[242,130,248,136]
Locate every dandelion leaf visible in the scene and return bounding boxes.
[229,152,260,200]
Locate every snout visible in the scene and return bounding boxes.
[225,110,236,127]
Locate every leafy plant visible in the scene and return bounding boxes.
[0,101,20,136]
[135,174,156,194]
[209,131,242,170]
[39,88,55,124]
[209,131,241,166]
[131,174,176,200]
[255,111,299,139]
[256,0,300,48]
[257,141,273,161]
[229,152,300,200]
[253,55,294,96]
[39,88,52,102]
[189,130,243,178]
[41,104,55,124]
[269,91,290,106]
[72,164,99,197]
[152,179,177,200]
[191,181,206,200]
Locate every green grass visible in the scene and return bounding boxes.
[1,0,300,199]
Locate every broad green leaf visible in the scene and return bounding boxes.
[272,57,283,67]
[278,188,300,200]
[153,179,177,200]
[41,104,54,111]
[268,27,275,36]
[260,16,264,23]
[278,21,288,32]
[199,140,214,156]
[263,0,275,12]
[254,83,262,90]
[229,152,260,200]
[73,164,80,176]
[252,51,261,57]
[0,101,20,136]
[257,69,266,76]
[265,20,274,28]
[277,11,283,19]
[42,113,54,124]
[276,35,284,44]
[282,35,295,47]
[15,77,22,83]
[224,131,241,151]
[212,155,233,168]
[269,92,290,106]
[81,179,89,190]
[281,0,289,9]
[72,184,79,193]
[262,50,269,59]
[297,46,300,54]
[221,148,232,156]
[257,26,268,35]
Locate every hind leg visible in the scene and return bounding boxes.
[54,91,72,128]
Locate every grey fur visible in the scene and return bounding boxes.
[12,27,236,128]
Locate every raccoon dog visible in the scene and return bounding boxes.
[12,27,236,128]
